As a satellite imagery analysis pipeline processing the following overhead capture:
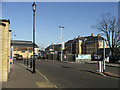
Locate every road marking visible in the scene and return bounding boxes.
[36,69,49,82]
[35,69,58,88]
[36,82,55,88]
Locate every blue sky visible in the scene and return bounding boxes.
[2,2,118,49]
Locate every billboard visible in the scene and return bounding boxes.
[76,54,91,60]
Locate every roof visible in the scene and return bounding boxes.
[45,44,61,51]
[11,40,39,48]
[0,19,10,24]
[84,36,105,43]
[0,23,6,27]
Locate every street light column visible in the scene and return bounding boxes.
[59,26,64,62]
[103,38,105,72]
[32,2,36,73]
[61,27,63,62]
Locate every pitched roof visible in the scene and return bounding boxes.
[11,40,39,48]
[0,19,10,24]
[84,36,105,43]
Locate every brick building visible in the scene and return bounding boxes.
[45,43,61,54]
[64,33,108,56]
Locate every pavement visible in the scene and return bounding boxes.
[2,60,57,88]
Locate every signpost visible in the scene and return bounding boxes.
[10,47,13,64]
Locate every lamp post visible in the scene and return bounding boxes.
[103,38,105,72]
[32,2,36,73]
[59,26,64,61]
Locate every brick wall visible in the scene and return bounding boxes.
[0,20,11,82]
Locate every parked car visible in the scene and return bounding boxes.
[91,55,103,61]
[109,55,120,63]
[14,54,19,59]
[30,55,38,59]
[16,55,23,60]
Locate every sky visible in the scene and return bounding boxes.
[2,2,118,49]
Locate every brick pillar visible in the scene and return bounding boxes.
[2,21,10,82]
[0,25,3,87]
[8,30,11,73]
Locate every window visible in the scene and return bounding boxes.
[29,51,32,53]
[22,51,25,53]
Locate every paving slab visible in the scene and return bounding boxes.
[2,60,56,88]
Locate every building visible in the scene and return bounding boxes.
[82,34,108,55]
[64,40,74,54]
[45,43,61,54]
[64,33,108,56]
[11,40,39,58]
[0,19,11,82]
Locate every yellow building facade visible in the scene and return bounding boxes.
[11,40,39,59]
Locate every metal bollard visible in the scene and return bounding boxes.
[26,59,27,65]
[97,61,103,73]
[30,59,32,68]
[103,59,105,72]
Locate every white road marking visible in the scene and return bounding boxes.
[35,69,58,88]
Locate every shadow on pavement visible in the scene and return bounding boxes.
[80,70,103,76]
[25,68,33,73]
[61,66,71,69]
[106,65,120,68]
[15,61,33,73]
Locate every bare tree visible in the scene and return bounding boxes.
[93,13,120,56]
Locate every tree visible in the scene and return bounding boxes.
[93,13,120,56]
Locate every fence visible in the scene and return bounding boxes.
[46,54,77,61]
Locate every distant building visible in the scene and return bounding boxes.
[64,40,74,54]
[45,43,61,54]
[72,36,83,55]
[64,33,108,56]
[82,33,108,55]
[11,40,39,58]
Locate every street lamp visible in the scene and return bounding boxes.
[59,26,64,61]
[32,2,36,73]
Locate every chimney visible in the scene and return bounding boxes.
[74,38,76,40]
[78,35,80,39]
[91,33,94,36]
[97,34,101,37]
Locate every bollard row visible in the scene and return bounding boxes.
[23,58,33,68]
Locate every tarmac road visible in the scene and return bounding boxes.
[35,59,119,88]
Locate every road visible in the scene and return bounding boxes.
[35,59,119,88]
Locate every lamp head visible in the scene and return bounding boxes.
[32,2,36,11]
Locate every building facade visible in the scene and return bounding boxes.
[82,34,108,55]
[11,40,39,58]
[45,43,61,54]
[64,33,108,56]
[0,19,11,82]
